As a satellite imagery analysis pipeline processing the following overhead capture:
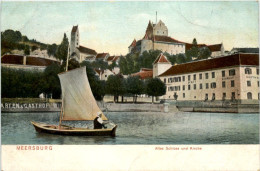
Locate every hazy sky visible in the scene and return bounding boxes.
[1,1,259,55]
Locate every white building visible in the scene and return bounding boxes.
[69,25,97,63]
[94,68,116,81]
[157,53,259,102]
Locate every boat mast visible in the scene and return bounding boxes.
[58,102,63,129]
[59,46,70,129]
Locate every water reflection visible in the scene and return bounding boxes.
[1,112,259,144]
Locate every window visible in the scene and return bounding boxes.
[258,81,259,87]
[231,80,235,87]
[212,93,215,100]
[222,81,226,88]
[188,75,191,81]
[199,74,202,79]
[205,73,209,79]
[229,69,236,76]
[247,81,251,87]
[245,68,252,74]
[259,93,260,100]
[222,70,225,77]
[222,93,226,100]
[211,82,216,88]
[183,85,185,91]
[206,83,209,89]
[200,83,203,89]
[182,76,185,81]
[194,84,196,90]
[247,92,252,99]
[105,75,107,77]
[231,92,235,100]
[193,74,196,80]
[205,94,208,101]
[212,72,215,78]
[164,78,166,83]
[257,68,259,75]
[183,93,185,98]
[188,85,191,90]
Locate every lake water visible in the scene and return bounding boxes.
[1,112,259,144]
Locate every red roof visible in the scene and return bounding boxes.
[77,46,97,55]
[1,54,59,66]
[153,35,184,44]
[112,56,120,62]
[94,68,104,75]
[26,56,59,66]
[96,53,109,59]
[106,56,114,61]
[153,53,170,64]
[184,43,222,52]
[185,43,206,51]
[132,70,153,80]
[207,44,222,52]
[1,54,24,65]
[159,53,259,77]
[71,25,78,33]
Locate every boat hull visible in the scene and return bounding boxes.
[31,121,117,137]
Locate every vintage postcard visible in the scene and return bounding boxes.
[1,1,259,170]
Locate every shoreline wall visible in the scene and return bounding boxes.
[1,100,259,113]
[1,102,172,113]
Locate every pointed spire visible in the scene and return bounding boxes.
[153,53,170,64]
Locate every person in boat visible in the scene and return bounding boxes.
[94,112,108,129]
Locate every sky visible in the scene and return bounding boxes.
[1,1,259,55]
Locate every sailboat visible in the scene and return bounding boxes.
[31,66,117,137]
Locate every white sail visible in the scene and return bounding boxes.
[58,67,107,121]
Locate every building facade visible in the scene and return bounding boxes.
[157,53,259,102]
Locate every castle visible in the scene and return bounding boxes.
[69,25,97,62]
[129,20,224,57]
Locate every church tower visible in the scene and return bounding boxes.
[70,25,79,56]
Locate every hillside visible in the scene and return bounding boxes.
[1,29,53,56]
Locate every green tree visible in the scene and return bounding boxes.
[1,68,45,98]
[42,63,62,98]
[198,47,212,60]
[31,45,38,52]
[176,53,186,64]
[47,43,58,57]
[167,54,177,65]
[24,45,30,55]
[2,29,22,43]
[56,33,69,61]
[22,35,29,42]
[108,61,117,70]
[126,76,145,103]
[138,50,162,69]
[119,56,128,75]
[91,59,108,70]
[145,78,166,103]
[106,75,126,102]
